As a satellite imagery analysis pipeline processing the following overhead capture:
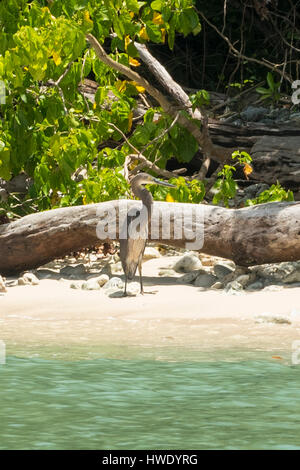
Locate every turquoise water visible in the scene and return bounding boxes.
[1,353,300,450]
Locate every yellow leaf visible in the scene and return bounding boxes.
[93,102,97,109]
[153,12,164,25]
[84,10,93,23]
[161,28,166,43]
[82,194,87,205]
[129,11,135,18]
[115,80,127,92]
[243,162,253,179]
[125,35,131,51]
[139,26,150,40]
[129,57,140,67]
[128,111,133,132]
[166,193,174,202]
[130,81,145,93]
[52,51,61,66]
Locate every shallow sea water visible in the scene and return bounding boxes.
[1,346,300,450]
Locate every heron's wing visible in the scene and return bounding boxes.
[119,210,148,279]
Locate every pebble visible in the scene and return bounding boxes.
[173,253,202,273]
[81,280,101,290]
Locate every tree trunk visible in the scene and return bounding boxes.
[0,201,299,275]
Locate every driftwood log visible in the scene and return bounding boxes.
[0,201,299,275]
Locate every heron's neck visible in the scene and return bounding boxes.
[133,187,153,216]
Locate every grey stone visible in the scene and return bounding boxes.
[60,263,87,279]
[194,273,217,288]
[235,274,251,287]
[173,253,202,273]
[246,280,264,291]
[177,271,200,284]
[102,277,124,291]
[211,281,224,289]
[214,264,235,279]
[225,280,244,292]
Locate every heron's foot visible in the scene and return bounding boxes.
[140,289,158,295]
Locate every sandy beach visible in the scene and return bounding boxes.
[1,255,300,361]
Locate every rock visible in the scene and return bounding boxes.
[173,253,202,273]
[177,271,199,284]
[263,285,284,292]
[35,268,61,280]
[214,263,235,279]
[194,273,217,288]
[143,247,161,261]
[60,263,87,279]
[18,272,39,286]
[252,262,300,284]
[244,183,269,199]
[95,274,109,287]
[81,280,101,290]
[246,280,264,291]
[110,261,123,274]
[102,276,124,292]
[225,280,244,294]
[240,106,268,122]
[126,281,140,296]
[0,275,6,292]
[235,274,251,287]
[24,272,40,285]
[254,312,291,325]
[211,281,224,289]
[70,281,82,289]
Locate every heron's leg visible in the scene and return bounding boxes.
[123,274,128,297]
[138,259,144,295]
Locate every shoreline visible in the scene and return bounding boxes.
[1,254,300,361]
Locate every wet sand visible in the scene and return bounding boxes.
[1,257,300,360]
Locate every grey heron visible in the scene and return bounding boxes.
[120,173,175,296]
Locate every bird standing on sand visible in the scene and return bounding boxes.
[120,173,175,296]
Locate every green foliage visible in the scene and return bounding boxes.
[212,151,253,207]
[189,89,210,111]
[0,0,201,217]
[256,72,281,104]
[150,176,205,203]
[246,183,294,206]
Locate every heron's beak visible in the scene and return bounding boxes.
[153,178,176,188]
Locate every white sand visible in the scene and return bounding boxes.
[1,256,300,360]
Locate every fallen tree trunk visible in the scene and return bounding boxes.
[0,201,299,275]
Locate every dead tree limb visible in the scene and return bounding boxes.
[0,201,299,275]
[86,34,232,167]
